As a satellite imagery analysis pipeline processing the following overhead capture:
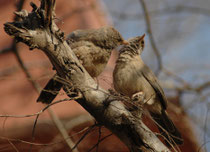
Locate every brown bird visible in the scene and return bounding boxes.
[37,26,126,104]
[113,34,183,145]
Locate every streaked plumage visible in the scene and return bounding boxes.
[113,34,183,145]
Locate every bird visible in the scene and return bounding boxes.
[37,26,127,104]
[113,34,183,145]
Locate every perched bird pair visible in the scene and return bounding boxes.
[37,26,183,146]
[37,26,126,103]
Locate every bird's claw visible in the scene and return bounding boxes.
[132,92,145,103]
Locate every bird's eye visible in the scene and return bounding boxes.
[141,40,145,47]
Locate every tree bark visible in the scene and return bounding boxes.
[4,0,170,151]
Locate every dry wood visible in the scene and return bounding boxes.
[4,0,171,151]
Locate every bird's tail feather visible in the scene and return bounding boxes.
[37,78,63,104]
[150,110,183,145]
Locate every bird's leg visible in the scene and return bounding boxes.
[95,77,100,90]
[130,92,145,118]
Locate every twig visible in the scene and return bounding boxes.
[139,0,162,75]
[172,6,210,16]
[111,6,210,20]
[48,107,79,152]
[195,81,210,92]
[0,125,91,147]
[203,108,209,152]
[87,133,113,152]
[163,68,210,94]
[12,42,40,90]
[65,114,94,130]
[198,141,210,152]
[0,47,12,54]
[71,124,96,151]
[0,98,73,118]
[96,126,102,152]
[7,139,20,152]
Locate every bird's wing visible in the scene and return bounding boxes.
[67,29,95,42]
[66,29,110,49]
[71,42,104,77]
[141,65,167,109]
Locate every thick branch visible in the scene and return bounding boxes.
[4,1,170,151]
[8,1,78,151]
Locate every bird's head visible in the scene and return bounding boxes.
[119,34,145,55]
[93,26,127,49]
[106,26,128,47]
[67,26,127,50]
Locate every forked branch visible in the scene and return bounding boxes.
[4,0,170,151]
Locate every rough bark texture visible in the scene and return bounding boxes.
[4,0,170,151]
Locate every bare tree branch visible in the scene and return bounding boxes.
[163,68,210,94]
[0,98,75,118]
[3,1,171,151]
[87,133,113,152]
[139,0,162,75]
[111,6,210,20]
[0,121,93,147]
[71,124,96,152]
[0,47,12,54]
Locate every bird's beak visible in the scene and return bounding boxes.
[139,34,146,41]
[122,40,129,45]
